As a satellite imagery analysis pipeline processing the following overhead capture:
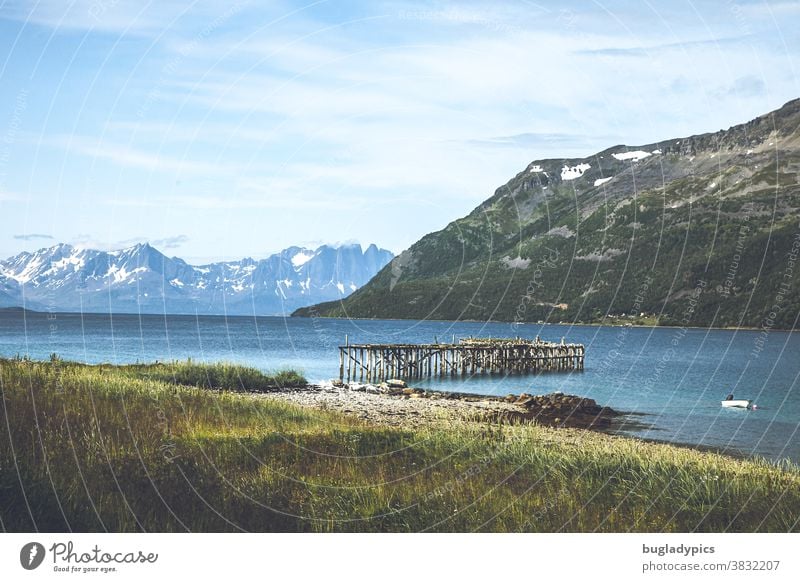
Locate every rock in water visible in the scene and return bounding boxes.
[491,392,620,429]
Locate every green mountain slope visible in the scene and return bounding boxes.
[295,99,800,329]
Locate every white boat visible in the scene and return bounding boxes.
[721,399,752,409]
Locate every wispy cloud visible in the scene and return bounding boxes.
[737,0,800,18]
[724,75,767,98]
[574,34,756,57]
[69,234,188,252]
[13,233,53,241]
[0,190,23,202]
[1,0,798,261]
[463,132,608,150]
[70,234,133,251]
[102,120,284,146]
[103,191,375,211]
[0,0,222,36]
[36,134,238,176]
[71,234,174,252]
[152,234,189,249]
[574,46,649,58]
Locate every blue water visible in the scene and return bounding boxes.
[1,310,798,463]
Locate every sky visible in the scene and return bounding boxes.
[0,0,798,264]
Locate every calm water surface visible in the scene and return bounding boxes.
[1,310,798,463]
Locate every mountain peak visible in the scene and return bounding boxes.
[0,241,393,315]
[123,241,166,258]
[332,242,363,252]
[775,97,800,115]
[296,98,800,329]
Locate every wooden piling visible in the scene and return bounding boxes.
[336,337,585,382]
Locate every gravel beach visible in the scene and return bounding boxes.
[260,381,622,430]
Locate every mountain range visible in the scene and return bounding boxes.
[295,99,800,329]
[0,242,393,316]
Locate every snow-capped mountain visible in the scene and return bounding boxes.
[0,242,393,315]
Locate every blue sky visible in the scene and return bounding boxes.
[0,0,798,263]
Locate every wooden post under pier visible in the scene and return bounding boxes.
[338,337,585,382]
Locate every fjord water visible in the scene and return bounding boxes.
[1,310,798,463]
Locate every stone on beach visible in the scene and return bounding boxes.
[259,383,620,431]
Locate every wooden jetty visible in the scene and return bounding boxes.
[338,337,585,382]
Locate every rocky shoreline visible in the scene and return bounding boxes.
[261,379,624,431]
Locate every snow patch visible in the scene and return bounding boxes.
[51,254,86,273]
[546,225,574,238]
[560,163,591,181]
[612,150,651,162]
[594,177,613,187]
[651,149,662,154]
[576,248,624,262]
[12,257,44,283]
[107,265,147,283]
[169,278,184,288]
[529,164,543,173]
[291,251,315,268]
[501,256,531,270]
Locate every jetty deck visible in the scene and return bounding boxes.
[338,337,585,382]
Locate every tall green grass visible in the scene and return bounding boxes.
[109,358,305,391]
[1,357,798,532]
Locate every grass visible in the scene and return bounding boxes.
[1,356,799,532]
[109,358,307,392]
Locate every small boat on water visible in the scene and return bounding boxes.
[721,399,753,409]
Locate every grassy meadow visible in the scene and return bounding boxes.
[0,356,798,532]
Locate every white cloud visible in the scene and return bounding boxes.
[92,17,798,231]
[0,190,24,202]
[0,0,229,35]
[13,233,53,241]
[37,134,238,176]
[70,234,133,251]
[737,0,800,18]
[102,120,283,145]
[3,0,799,260]
[152,234,189,249]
